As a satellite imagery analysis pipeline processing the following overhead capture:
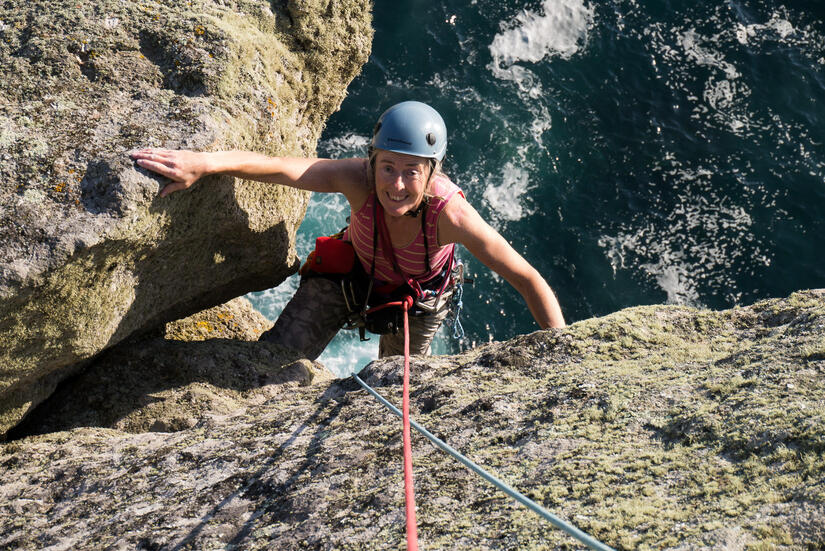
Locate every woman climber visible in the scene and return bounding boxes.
[131,101,566,360]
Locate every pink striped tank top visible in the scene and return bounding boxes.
[345,174,464,285]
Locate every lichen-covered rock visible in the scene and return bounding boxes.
[0,0,373,436]
[1,290,823,549]
[4,295,318,437]
[164,296,273,342]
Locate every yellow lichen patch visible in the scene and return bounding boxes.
[164,297,273,342]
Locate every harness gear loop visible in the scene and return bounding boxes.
[446,261,466,339]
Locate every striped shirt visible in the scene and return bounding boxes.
[345,174,464,285]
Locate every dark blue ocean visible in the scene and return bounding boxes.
[250,0,825,376]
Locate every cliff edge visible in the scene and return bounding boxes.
[1,290,823,549]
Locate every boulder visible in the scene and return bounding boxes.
[1,290,823,549]
[0,0,373,436]
[164,296,274,342]
[7,296,331,437]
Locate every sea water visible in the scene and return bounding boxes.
[248,0,825,377]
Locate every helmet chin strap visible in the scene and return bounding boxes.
[403,196,429,217]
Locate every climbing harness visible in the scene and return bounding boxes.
[334,192,460,341]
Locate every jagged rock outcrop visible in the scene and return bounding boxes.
[0,0,373,436]
[1,290,823,549]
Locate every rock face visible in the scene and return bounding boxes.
[7,296,330,437]
[1,290,823,550]
[0,0,373,436]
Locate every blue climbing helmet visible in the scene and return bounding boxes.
[371,101,447,162]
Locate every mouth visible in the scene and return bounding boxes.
[386,191,409,203]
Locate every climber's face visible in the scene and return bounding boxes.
[374,150,430,218]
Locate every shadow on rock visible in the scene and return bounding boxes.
[8,337,330,439]
[173,383,351,551]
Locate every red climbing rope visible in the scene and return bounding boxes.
[400,297,418,551]
[354,300,614,551]
[365,296,418,550]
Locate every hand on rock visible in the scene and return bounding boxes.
[131,148,208,197]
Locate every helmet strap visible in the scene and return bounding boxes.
[403,195,429,218]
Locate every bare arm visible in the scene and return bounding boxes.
[130,149,368,204]
[439,195,566,329]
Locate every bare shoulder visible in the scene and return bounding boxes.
[308,157,365,186]
[331,157,369,181]
[440,191,470,224]
[437,192,489,246]
[332,157,370,210]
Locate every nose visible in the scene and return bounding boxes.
[389,172,405,190]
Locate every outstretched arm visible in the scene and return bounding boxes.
[130,148,367,202]
[439,195,566,329]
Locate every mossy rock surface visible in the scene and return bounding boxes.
[0,0,373,436]
[1,290,822,549]
[164,296,273,342]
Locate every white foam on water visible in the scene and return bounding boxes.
[675,27,756,135]
[735,12,805,44]
[318,132,370,159]
[646,262,700,306]
[678,28,740,80]
[306,191,350,221]
[486,1,586,148]
[482,162,533,225]
[489,0,595,67]
[703,77,738,111]
[597,167,774,307]
[599,228,704,307]
[488,0,595,93]
[642,5,825,140]
[529,104,553,147]
[316,330,379,378]
[427,74,485,108]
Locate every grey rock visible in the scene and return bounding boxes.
[1,290,823,549]
[0,0,373,436]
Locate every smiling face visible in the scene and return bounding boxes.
[373,150,432,218]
